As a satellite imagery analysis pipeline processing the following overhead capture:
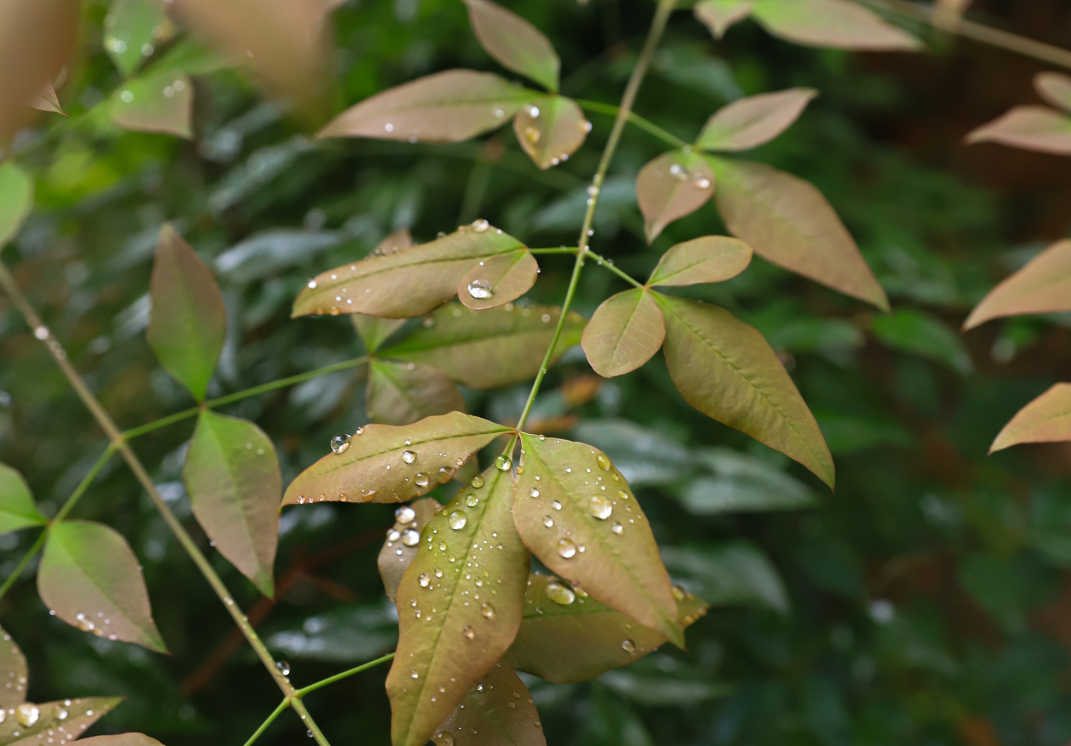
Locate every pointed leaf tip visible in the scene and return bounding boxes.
[990,384,1071,454]
[966,106,1071,155]
[694,0,754,39]
[0,463,47,534]
[1036,72,1071,114]
[964,240,1071,330]
[464,0,560,92]
[696,88,818,152]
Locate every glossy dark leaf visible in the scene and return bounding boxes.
[581,289,665,378]
[636,151,715,244]
[513,97,590,169]
[367,360,467,426]
[110,73,193,139]
[990,384,1071,453]
[104,0,173,76]
[465,0,560,92]
[378,498,442,603]
[0,697,122,745]
[694,0,754,39]
[964,240,1071,329]
[432,662,546,746]
[0,164,34,249]
[750,0,921,50]
[966,106,1071,155]
[0,464,46,534]
[1036,72,1071,113]
[647,236,752,287]
[0,625,28,709]
[459,249,539,310]
[695,88,817,152]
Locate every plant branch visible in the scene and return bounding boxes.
[575,99,689,149]
[243,699,292,746]
[588,250,646,289]
[295,653,397,697]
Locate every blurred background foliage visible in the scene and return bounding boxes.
[2,0,1071,744]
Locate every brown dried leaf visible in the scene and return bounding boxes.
[751,0,921,50]
[696,88,817,152]
[366,360,467,426]
[648,236,752,287]
[0,625,27,709]
[0,697,123,745]
[991,384,1071,453]
[464,0,560,92]
[694,0,754,39]
[432,662,545,746]
[378,497,442,604]
[459,249,539,310]
[964,240,1071,329]
[581,289,665,378]
[512,96,590,169]
[966,106,1071,155]
[636,151,715,244]
[1036,72,1071,113]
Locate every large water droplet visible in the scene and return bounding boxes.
[467,279,493,299]
[330,434,351,454]
[589,494,613,520]
[465,494,479,507]
[472,475,485,489]
[471,219,490,233]
[396,506,416,524]
[435,733,455,746]
[437,467,452,483]
[481,602,495,619]
[402,450,417,464]
[15,703,39,727]
[449,511,468,530]
[414,473,430,487]
[621,639,636,654]
[402,529,420,546]
[495,455,512,471]
[276,660,291,676]
[545,581,575,605]
[557,538,577,558]
[419,573,431,588]
[596,453,611,470]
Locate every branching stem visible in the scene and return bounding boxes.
[575,99,689,149]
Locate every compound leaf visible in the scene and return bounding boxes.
[0,163,33,249]
[966,106,1071,155]
[459,249,539,311]
[0,624,27,708]
[581,289,665,378]
[1036,72,1071,113]
[990,384,1071,453]
[367,360,467,426]
[648,236,752,287]
[513,96,590,169]
[694,0,754,39]
[432,662,546,746]
[696,88,817,152]
[0,697,123,745]
[464,0,560,92]
[110,72,193,139]
[964,240,1071,329]
[636,151,715,244]
[0,464,46,534]
[751,0,921,50]
[104,0,173,76]
[378,498,442,604]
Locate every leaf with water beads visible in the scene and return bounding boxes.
[104,0,173,77]
[459,249,539,311]
[963,241,1071,329]
[0,696,122,745]
[0,624,28,709]
[367,360,468,427]
[431,662,545,746]
[464,0,559,93]
[386,465,529,746]
[647,236,752,287]
[282,412,512,506]
[636,151,715,244]
[694,0,754,39]
[0,163,34,249]
[378,498,443,604]
[513,434,683,647]
[695,88,817,152]
[749,0,921,50]
[78,736,167,746]
[0,464,46,534]
[581,289,665,379]
[513,97,590,170]
[109,73,193,139]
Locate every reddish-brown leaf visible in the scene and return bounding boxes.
[696,88,817,152]
[79,737,167,746]
[366,359,467,426]
[0,697,123,744]
[459,249,539,310]
[966,106,1071,155]
[432,662,546,746]
[991,384,1071,453]
[636,151,715,244]
[378,498,442,604]
[464,0,560,92]
[29,83,66,116]
[694,0,754,39]
[964,240,1071,329]
[581,289,666,378]
[512,96,590,169]
[1036,72,1071,113]
[751,0,921,50]
[647,236,753,287]
[0,624,28,709]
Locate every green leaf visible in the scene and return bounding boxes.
[647,236,752,287]
[513,96,590,170]
[1037,72,1071,114]
[0,464,46,533]
[964,240,1071,329]
[871,310,972,375]
[110,72,193,139]
[318,70,534,143]
[990,384,1071,453]
[656,294,835,489]
[386,465,529,746]
[353,315,406,353]
[750,0,921,50]
[38,521,166,652]
[104,0,173,76]
[695,88,817,152]
[29,83,66,116]
[676,447,817,514]
[292,224,527,319]
[432,662,546,746]
[661,543,789,613]
[710,157,889,310]
[966,106,1071,155]
[581,289,666,378]
[282,413,511,506]
[459,248,539,310]
[367,360,467,426]
[79,736,167,746]
[183,411,281,598]
[636,150,715,244]
[513,434,683,646]
[146,224,227,401]
[0,697,123,745]
[464,0,560,92]
[694,0,754,39]
[0,624,28,709]
[0,163,33,249]
[382,303,586,390]
[378,498,442,604]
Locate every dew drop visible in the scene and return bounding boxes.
[330,434,351,454]
[557,538,577,558]
[543,516,553,528]
[672,584,687,601]
[467,279,493,299]
[617,490,629,500]
[307,280,318,289]
[387,529,401,542]
[396,506,416,524]
[419,573,431,588]
[612,522,623,535]
[449,511,468,530]
[415,473,430,488]
[402,450,417,464]
[494,455,512,471]
[276,660,291,676]
[621,639,636,653]
[545,581,575,605]
[463,626,476,640]
[471,219,490,233]
[589,494,613,520]
[402,529,420,546]
[481,602,495,619]
[551,500,561,511]
[472,475,485,489]
[15,704,38,727]
[595,453,612,470]
[465,494,479,508]
[523,125,541,144]
[437,467,452,483]
[529,488,540,498]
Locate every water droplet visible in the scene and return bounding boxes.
[467,279,493,299]
[694,175,712,189]
[581,119,593,133]
[617,490,629,500]
[557,538,577,558]
[435,568,443,578]
[612,522,623,535]
[387,529,401,542]
[449,511,468,530]
[415,473,430,488]
[307,280,318,289]
[590,494,613,520]
[276,660,291,676]
[523,125,541,144]
[120,90,134,103]
[545,581,575,605]
[472,475,485,489]
[465,494,479,507]
[526,104,540,118]
[330,434,351,454]
[396,506,416,524]
[471,219,490,233]
[543,516,553,528]
[672,584,687,601]
[419,573,431,588]
[495,455,512,471]
[596,453,612,470]
[551,500,561,511]
[481,602,495,619]
[402,450,417,464]
[402,529,420,546]
[463,626,476,640]
[529,488,540,498]
[385,122,395,132]
[436,734,455,746]
[492,107,505,118]
[621,639,636,653]
[15,704,39,727]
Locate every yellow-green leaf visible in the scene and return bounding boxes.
[0,163,33,249]
[964,240,1071,329]
[0,697,122,745]
[990,384,1071,453]
[0,624,27,709]
[647,236,752,287]
[695,88,817,152]
[110,73,193,139]
[694,0,754,39]
[432,662,546,746]
[367,360,467,426]
[966,106,1071,155]
[0,464,46,534]
[1037,72,1071,114]
[378,498,442,604]
[750,0,921,50]
[459,249,539,310]
[581,289,665,378]
[636,151,715,244]
[104,0,173,76]
[353,315,406,353]
[513,96,590,169]
[464,0,560,92]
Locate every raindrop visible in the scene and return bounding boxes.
[545,581,575,605]
[402,529,420,546]
[419,573,431,588]
[471,219,490,233]
[472,475,485,489]
[415,473,430,488]
[481,602,495,619]
[385,123,395,132]
[595,453,612,470]
[437,467,452,483]
[449,511,468,530]
[436,734,455,746]
[276,660,291,676]
[494,455,512,471]
[402,450,417,464]
[557,538,577,558]
[465,494,479,507]
[551,500,561,511]
[589,494,613,520]
[307,280,318,289]
[694,175,712,189]
[529,488,540,498]
[617,490,629,500]
[330,434,352,454]
[15,704,39,727]
[621,639,636,654]
[543,516,553,528]
[396,506,416,524]
[612,522,623,535]
[467,280,493,299]
[435,568,443,578]
[672,584,687,601]
[526,104,540,118]
[387,529,401,542]
[463,626,476,640]
[523,126,541,144]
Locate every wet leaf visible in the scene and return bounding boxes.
[581,289,665,378]
[662,543,789,613]
[656,294,834,489]
[432,662,546,746]
[367,360,467,426]
[79,736,166,746]
[710,157,889,310]
[319,70,534,143]
[966,106,1071,155]
[676,447,817,514]
[146,225,227,401]
[353,316,406,353]
[382,303,585,390]
[513,434,683,646]
[750,0,921,50]
[0,163,34,249]
[636,151,715,244]
[38,521,166,652]
[872,311,972,375]
[282,412,511,506]
[0,624,28,708]
[0,697,122,745]
[104,0,173,76]
[0,464,46,534]
[990,384,1071,453]
[29,83,66,116]
[464,0,560,92]
[1036,72,1071,113]
[292,224,527,319]
[459,249,539,311]
[378,498,442,603]
[647,236,752,287]
[695,88,817,152]
[183,411,281,598]
[110,73,193,139]
[513,97,590,169]
[964,240,1071,329]
[694,0,754,39]
[386,466,529,746]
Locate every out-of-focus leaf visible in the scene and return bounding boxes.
[694,0,754,39]
[268,601,398,663]
[662,543,789,613]
[514,434,683,646]
[695,88,817,152]
[814,412,915,454]
[183,411,281,597]
[110,72,193,139]
[657,294,835,489]
[647,236,752,287]
[383,303,585,390]
[353,316,406,353]
[597,659,731,706]
[1036,72,1071,113]
[150,37,232,76]
[319,70,534,142]
[582,289,665,378]
[966,106,1071,155]
[292,224,526,318]
[79,736,167,746]
[964,241,1071,329]
[0,163,34,248]
[378,498,442,603]
[38,521,167,652]
[570,419,693,487]
[0,697,122,745]
[29,83,66,116]
[367,360,467,426]
[935,0,973,27]
[0,463,46,533]
[387,466,528,746]
[215,230,346,284]
[710,157,889,310]
[146,225,227,401]
[0,624,28,708]
[990,384,1071,453]
[676,447,817,514]
[459,248,539,310]
[636,151,715,244]
[432,662,546,746]
[104,0,173,76]
[282,413,511,506]
[513,96,590,169]
[750,0,921,50]
[464,0,559,92]
[872,310,972,374]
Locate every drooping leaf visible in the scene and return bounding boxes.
[79,736,167,746]
[318,70,534,143]
[459,248,539,310]
[0,163,34,249]
[464,0,560,92]
[647,236,752,287]
[990,384,1071,453]
[750,0,921,50]
[29,83,66,116]
[0,697,122,745]
[0,624,28,708]
[694,0,754,39]
[513,434,683,646]
[0,464,46,534]
[292,224,527,319]
[695,88,817,152]
[675,447,817,514]
[1036,72,1071,113]
[282,413,511,506]
[872,311,972,375]
[38,521,167,652]
[581,289,666,378]
[656,293,835,488]
[710,157,889,310]
[183,411,281,598]
[964,240,1071,329]
[513,96,590,169]
[432,662,546,746]
[366,360,467,426]
[382,303,586,390]
[386,465,529,746]
[110,72,193,139]
[504,574,707,684]
[966,106,1071,155]
[146,224,227,401]
[353,316,406,353]
[104,0,173,76]
[661,543,789,613]
[378,498,442,603]
[636,151,715,244]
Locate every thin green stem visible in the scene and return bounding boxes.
[529,247,581,255]
[291,699,329,744]
[575,99,689,150]
[295,653,397,698]
[0,531,46,602]
[243,699,292,746]
[587,251,645,289]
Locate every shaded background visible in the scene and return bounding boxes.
[2,0,1071,743]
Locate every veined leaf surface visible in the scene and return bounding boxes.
[990,384,1071,453]
[0,697,122,745]
[751,0,921,50]
[459,248,539,310]
[432,662,546,746]
[378,497,442,603]
[964,241,1071,329]
[0,464,46,534]
[110,72,193,139]
[648,236,752,287]
[581,289,666,378]
[513,96,590,169]
[0,163,33,249]
[0,624,27,708]
[353,315,406,353]
[367,359,467,426]
[465,0,560,92]
[694,0,754,38]
[966,106,1071,155]
[636,150,715,244]
[1036,72,1071,113]
[695,88,817,152]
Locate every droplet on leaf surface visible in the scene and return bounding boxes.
[402,450,417,464]
[449,511,468,530]
[330,434,351,454]
[589,494,613,520]
[558,538,577,558]
[545,581,575,605]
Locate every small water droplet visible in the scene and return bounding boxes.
[551,500,561,511]
[396,506,416,524]
[612,522,623,535]
[495,455,512,471]
[543,516,553,528]
[672,584,687,601]
[419,573,431,588]
[387,529,401,542]
[557,538,577,558]
[545,581,575,605]
[472,475,485,489]
[621,639,636,653]
[523,125,541,144]
[438,467,452,483]
[415,473,430,488]
[465,494,479,507]
[590,494,613,520]
[449,511,468,530]
[402,529,420,546]
[617,490,629,500]
[481,602,495,619]
[463,626,476,640]
[471,219,490,233]
[330,434,351,454]
[596,453,612,470]
[529,488,540,498]
[402,450,417,464]
[276,660,291,676]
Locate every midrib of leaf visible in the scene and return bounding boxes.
[386,89,536,114]
[651,257,713,285]
[608,291,649,362]
[466,686,524,746]
[200,418,259,562]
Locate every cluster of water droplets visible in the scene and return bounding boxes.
[667,161,712,191]
[73,610,118,641]
[0,699,90,744]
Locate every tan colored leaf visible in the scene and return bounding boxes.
[581,289,666,378]
[991,384,1071,453]
[378,498,443,604]
[0,625,27,709]
[282,413,511,506]
[1036,72,1071,113]
[79,736,167,746]
[694,0,754,39]
[0,164,34,249]
[0,463,46,534]
[459,249,539,310]
[372,228,415,255]
[657,293,834,488]
[966,106,1071,155]
[366,360,467,426]
[636,151,715,244]
[318,70,534,143]
[513,96,590,169]
[432,662,545,746]
[696,88,817,152]
[0,697,122,745]
[964,240,1071,329]
[29,83,66,116]
[710,157,889,310]
[292,224,527,319]
[382,303,586,390]
[936,0,973,27]
[386,466,529,746]
[751,0,921,50]
[513,434,683,646]
[648,236,752,287]
[464,0,560,92]
[110,73,193,139]
[353,315,406,353]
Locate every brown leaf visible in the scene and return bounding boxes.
[695,88,817,152]
[1036,72,1071,114]
[366,360,467,426]
[964,240,1071,329]
[464,0,560,92]
[0,697,123,745]
[378,497,443,604]
[459,249,539,310]
[0,625,27,709]
[110,73,194,139]
[512,96,590,169]
[29,83,66,117]
[647,236,752,287]
[79,736,167,746]
[432,662,545,746]
[990,384,1071,453]
[751,0,921,50]
[694,0,754,39]
[966,106,1071,155]
[636,151,715,244]
[581,289,666,378]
